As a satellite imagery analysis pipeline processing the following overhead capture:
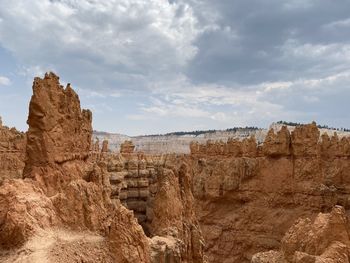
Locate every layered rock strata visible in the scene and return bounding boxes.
[0,72,205,263]
[2,73,350,263]
[120,140,136,154]
[0,119,25,182]
[189,122,350,262]
[0,73,150,262]
[96,151,205,262]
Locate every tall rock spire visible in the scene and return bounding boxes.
[24,72,92,175]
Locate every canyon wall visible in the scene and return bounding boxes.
[0,118,25,182]
[88,149,205,262]
[0,73,150,262]
[93,129,267,154]
[188,123,350,262]
[91,124,350,263]
[252,205,350,262]
[94,124,350,155]
[0,73,205,263]
[1,72,350,263]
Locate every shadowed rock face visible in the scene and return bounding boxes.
[92,152,206,262]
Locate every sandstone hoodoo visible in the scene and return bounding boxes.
[120,140,136,154]
[0,73,150,262]
[101,139,109,153]
[0,73,205,263]
[23,73,94,196]
[1,72,350,263]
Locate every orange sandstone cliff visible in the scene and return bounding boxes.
[0,73,150,262]
[90,151,205,262]
[0,118,25,183]
[252,205,350,262]
[0,72,205,263]
[189,122,350,262]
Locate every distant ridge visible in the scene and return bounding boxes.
[276,121,350,132]
[139,126,262,137]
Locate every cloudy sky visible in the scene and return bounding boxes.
[0,0,349,135]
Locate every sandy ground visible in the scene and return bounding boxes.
[0,229,114,263]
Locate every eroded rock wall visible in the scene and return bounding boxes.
[92,151,205,263]
[0,73,151,262]
[252,206,350,262]
[0,120,25,182]
[189,122,350,263]
[2,72,349,263]
[61,119,350,263]
[0,72,205,263]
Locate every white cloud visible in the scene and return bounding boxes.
[129,75,295,128]
[126,114,150,121]
[261,70,350,94]
[86,103,113,113]
[324,18,350,29]
[283,0,314,10]
[132,67,350,130]
[87,91,106,98]
[0,0,202,91]
[0,76,11,86]
[302,95,319,103]
[1,0,350,133]
[261,82,293,92]
[281,40,350,63]
[110,92,121,98]
[141,96,210,118]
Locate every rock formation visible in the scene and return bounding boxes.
[93,138,100,152]
[22,73,94,196]
[24,73,92,170]
[0,73,151,262]
[0,118,26,182]
[120,140,135,154]
[101,139,109,153]
[189,122,350,262]
[94,128,269,154]
[2,73,350,263]
[94,122,350,155]
[0,72,205,263]
[262,126,291,156]
[98,152,205,262]
[252,206,350,262]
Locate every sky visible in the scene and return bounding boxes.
[0,0,350,135]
